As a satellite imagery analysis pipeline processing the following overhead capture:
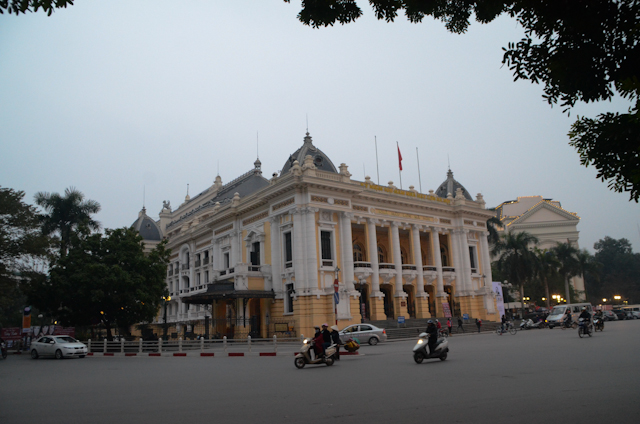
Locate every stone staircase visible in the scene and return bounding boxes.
[367,318,501,340]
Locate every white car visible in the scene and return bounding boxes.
[338,324,387,345]
[31,336,87,359]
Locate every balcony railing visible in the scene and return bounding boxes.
[219,267,235,276]
[181,264,190,270]
[195,260,201,268]
[168,270,174,276]
[203,257,210,265]
[423,266,437,272]
[378,263,395,269]
[354,261,372,268]
[443,267,455,272]
[402,264,417,270]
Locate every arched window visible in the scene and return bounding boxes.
[353,242,364,262]
[378,245,387,263]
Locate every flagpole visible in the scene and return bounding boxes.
[375,136,380,185]
[397,141,402,190]
[417,147,422,193]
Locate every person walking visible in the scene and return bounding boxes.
[447,317,452,336]
[457,317,465,333]
[475,318,482,333]
[330,325,341,360]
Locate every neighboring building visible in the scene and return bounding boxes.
[134,132,498,339]
[493,196,585,300]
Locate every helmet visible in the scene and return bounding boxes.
[427,320,433,324]
[582,307,586,311]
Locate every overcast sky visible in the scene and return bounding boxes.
[1,1,638,253]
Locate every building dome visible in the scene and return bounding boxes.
[280,132,338,175]
[131,207,163,241]
[435,169,473,201]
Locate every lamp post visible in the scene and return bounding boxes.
[334,267,340,325]
[162,296,171,340]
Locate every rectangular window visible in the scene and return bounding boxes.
[250,241,261,266]
[469,246,478,273]
[284,232,293,268]
[205,270,209,283]
[285,283,294,313]
[321,230,333,267]
[196,273,201,285]
[223,252,230,269]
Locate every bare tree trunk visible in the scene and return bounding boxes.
[564,275,571,304]
[544,277,551,309]
[520,283,525,320]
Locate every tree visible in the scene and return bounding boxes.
[532,247,558,309]
[550,242,580,303]
[486,215,502,245]
[0,0,73,16]
[589,236,640,303]
[34,187,101,257]
[0,187,50,328]
[285,0,640,201]
[574,248,601,300]
[491,231,538,319]
[24,227,170,340]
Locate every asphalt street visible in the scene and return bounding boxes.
[1,320,639,424]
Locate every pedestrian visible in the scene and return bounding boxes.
[330,325,341,360]
[501,314,506,333]
[457,317,465,333]
[447,317,452,336]
[475,318,482,333]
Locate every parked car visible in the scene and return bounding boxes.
[338,324,387,346]
[602,310,618,321]
[612,310,627,320]
[30,336,87,359]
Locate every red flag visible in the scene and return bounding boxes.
[397,143,403,171]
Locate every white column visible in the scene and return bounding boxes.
[479,231,493,287]
[431,227,445,297]
[449,229,464,295]
[411,224,425,295]
[270,216,282,294]
[460,230,472,290]
[304,207,319,293]
[340,212,356,292]
[367,218,382,296]
[291,208,306,293]
[391,222,404,296]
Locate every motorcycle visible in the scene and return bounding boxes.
[560,319,578,330]
[1,341,7,360]
[520,319,545,330]
[578,318,593,338]
[593,316,604,332]
[413,332,449,363]
[294,338,337,368]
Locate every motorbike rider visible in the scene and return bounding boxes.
[579,307,592,333]
[426,320,438,356]
[312,326,324,358]
[321,323,332,353]
[563,309,572,327]
[330,325,341,360]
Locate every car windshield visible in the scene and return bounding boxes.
[549,306,566,316]
[54,336,78,343]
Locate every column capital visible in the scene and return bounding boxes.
[342,211,355,220]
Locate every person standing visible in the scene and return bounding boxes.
[457,317,465,333]
[436,319,442,336]
[475,318,482,333]
[330,325,341,360]
[447,317,452,336]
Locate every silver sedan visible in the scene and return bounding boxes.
[339,324,387,345]
[30,336,87,359]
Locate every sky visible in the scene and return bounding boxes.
[1,1,638,253]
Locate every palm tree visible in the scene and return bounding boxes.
[34,187,101,256]
[533,248,559,309]
[491,231,539,319]
[551,242,579,303]
[486,215,503,245]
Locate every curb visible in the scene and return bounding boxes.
[228,352,244,357]
[201,352,215,357]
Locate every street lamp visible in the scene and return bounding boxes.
[162,296,171,340]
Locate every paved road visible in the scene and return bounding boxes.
[1,320,639,424]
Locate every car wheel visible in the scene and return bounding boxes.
[368,337,378,346]
[294,357,305,369]
[31,349,39,359]
[325,357,334,366]
[413,352,425,364]
[55,349,63,359]
[439,353,447,361]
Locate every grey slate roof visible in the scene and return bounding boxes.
[435,169,473,201]
[280,132,338,175]
[131,207,163,241]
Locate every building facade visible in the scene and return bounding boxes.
[135,133,498,339]
[493,196,585,300]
